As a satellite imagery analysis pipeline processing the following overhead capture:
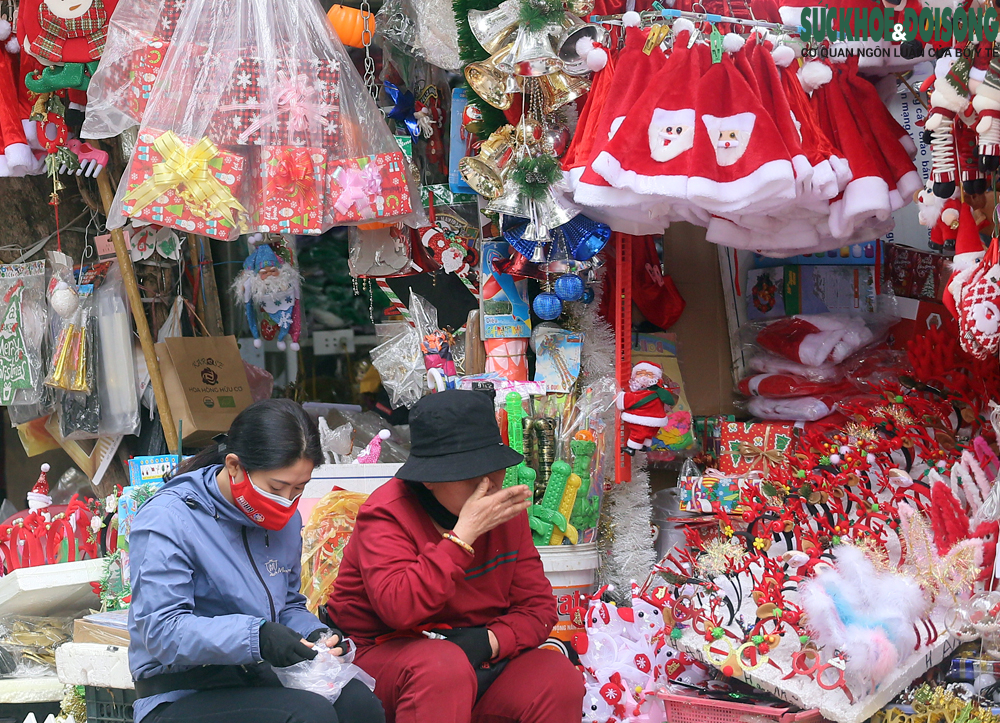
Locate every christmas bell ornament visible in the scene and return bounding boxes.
[539,71,590,113]
[533,291,563,319]
[541,123,570,157]
[502,221,536,258]
[530,242,548,263]
[487,182,533,218]
[493,250,548,280]
[551,214,611,261]
[465,45,518,110]
[555,14,607,75]
[564,0,596,18]
[554,273,584,301]
[506,24,562,77]
[459,156,504,198]
[468,0,523,54]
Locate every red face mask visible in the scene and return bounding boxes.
[229,469,300,531]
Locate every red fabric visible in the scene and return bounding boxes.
[327,478,557,659]
[356,640,583,723]
[780,62,844,170]
[737,373,849,398]
[562,46,615,173]
[599,234,685,330]
[756,317,820,363]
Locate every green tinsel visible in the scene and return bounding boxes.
[453,0,508,138]
[510,155,561,200]
[519,0,564,31]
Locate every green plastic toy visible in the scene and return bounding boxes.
[529,460,570,544]
[25,61,99,94]
[569,436,600,531]
[502,392,536,494]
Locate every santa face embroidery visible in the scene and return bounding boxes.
[647,108,695,163]
[702,112,756,166]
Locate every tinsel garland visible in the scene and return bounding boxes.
[519,0,563,30]
[452,0,507,138]
[56,685,87,723]
[510,155,562,199]
[597,456,657,605]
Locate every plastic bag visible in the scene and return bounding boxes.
[746,395,838,422]
[97,263,140,436]
[0,261,47,407]
[745,351,844,383]
[272,641,375,703]
[0,616,73,675]
[370,325,426,409]
[300,490,368,612]
[103,0,420,239]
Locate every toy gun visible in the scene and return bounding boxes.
[502,392,536,495]
[570,431,601,531]
[529,460,571,544]
[549,470,581,545]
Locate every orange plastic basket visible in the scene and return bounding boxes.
[657,689,826,723]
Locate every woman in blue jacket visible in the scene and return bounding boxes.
[128,399,384,723]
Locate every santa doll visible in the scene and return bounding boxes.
[944,203,986,319]
[616,362,678,455]
[232,241,302,351]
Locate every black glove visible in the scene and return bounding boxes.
[306,626,347,655]
[259,622,317,668]
[431,627,492,669]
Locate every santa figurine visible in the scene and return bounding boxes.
[27,463,51,511]
[944,203,987,319]
[232,239,302,351]
[616,362,678,455]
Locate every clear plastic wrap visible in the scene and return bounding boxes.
[272,641,375,703]
[742,312,897,368]
[745,351,844,383]
[103,0,420,240]
[745,395,838,422]
[0,262,47,408]
[0,616,73,676]
[369,325,425,409]
[97,263,140,436]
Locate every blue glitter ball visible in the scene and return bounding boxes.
[533,292,563,320]
[581,286,595,304]
[554,274,584,302]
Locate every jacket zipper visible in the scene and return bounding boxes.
[242,527,276,622]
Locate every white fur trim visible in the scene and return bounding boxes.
[747,374,776,395]
[672,17,695,35]
[828,175,891,239]
[723,33,745,53]
[687,160,797,214]
[935,53,957,80]
[772,45,795,68]
[615,390,625,411]
[778,6,804,26]
[799,62,832,93]
[627,438,646,449]
[896,170,922,203]
[633,362,663,378]
[931,82,971,114]
[623,10,641,27]
[622,411,671,425]
[898,133,916,159]
[0,19,9,41]
[971,67,987,83]
[4,143,33,173]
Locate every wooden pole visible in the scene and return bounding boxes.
[197,237,225,336]
[94,163,179,453]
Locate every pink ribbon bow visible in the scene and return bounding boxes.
[334,161,383,216]
[224,72,330,145]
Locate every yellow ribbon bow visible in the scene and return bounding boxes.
[124,131,247,225]
[735,442,785,471]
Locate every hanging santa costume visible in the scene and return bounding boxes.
[0,26,42,177]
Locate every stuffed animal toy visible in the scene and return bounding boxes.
[232,241,302,351]
[616,363,678,455]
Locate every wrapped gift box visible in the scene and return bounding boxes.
[123,128,248,241]
[327,152,412,224]
[253,146,327,234]
[128,35,169,118]
[679,470,750,513]
[717,421,796,477]
[209,58,341,146]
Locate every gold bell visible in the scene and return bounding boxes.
[505,24,562,77]
[564,0,596,17]
[459,156,504,199]
[465,44,518,110]
[468,0,523,54]
[539,71,591,113]
[555,14,609,75]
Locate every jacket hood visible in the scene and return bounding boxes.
[160,464,255,527]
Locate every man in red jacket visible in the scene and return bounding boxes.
[327,390,585,723]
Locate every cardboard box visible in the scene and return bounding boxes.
[154,336,253,445]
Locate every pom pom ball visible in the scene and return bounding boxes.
[587,47,608,71]
[254,338,263,348]
[622,10,641,26]
[722,33,745,53]
[533,292,563,320]
[5,37,19,54]
[41,463,50,473]
[0,19,10,41]
[771,44,795,67]
[798,61,832,93]
[672,17,695,35]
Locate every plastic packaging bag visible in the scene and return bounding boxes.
[104,0,420,240]
[745,352,844,383]
[0,261,47,407]
[370,325,426,409]
[0,616,73,676]
[300,490,368,612]
[746,395,838,422]
[272,641,375,703]
[97,263,140,436]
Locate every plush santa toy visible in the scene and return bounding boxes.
[925,53,972,199]
[944,203,986,319]
[232,241,302,351]
[615,362,678,455]
[27,463,51,511]
[916,185,960,253]
[973,52,1000,172]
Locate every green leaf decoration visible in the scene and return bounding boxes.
[510,154,562,200]
[519,0,563,31]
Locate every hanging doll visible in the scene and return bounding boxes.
[924,53,972,199]
[232,242,302,351]
[615,362,678,455]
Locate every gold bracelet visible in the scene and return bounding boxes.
[442,532,474,556]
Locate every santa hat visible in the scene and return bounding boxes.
[632,361,663,380]
[970,41,992,90]
[756,314,874,366]
[945,203,987,318]
[27,463,51,511]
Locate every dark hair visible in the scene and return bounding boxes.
[171,399,323,478]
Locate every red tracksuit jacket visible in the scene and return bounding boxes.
[327,478,558,659]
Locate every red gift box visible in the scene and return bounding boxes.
[326,152,412,224]
[717,421,797,476]
[253,146,327,235]
[209,58,341,146]
[123,128,249,241]
[127,34,169,119]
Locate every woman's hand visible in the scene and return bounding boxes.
[452,479,531,545]
[259,622,317,667]
[306,627,347,656]
[488,629,499,659]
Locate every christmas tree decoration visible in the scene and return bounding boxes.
[554,273,583,301]
[533,290,562,320]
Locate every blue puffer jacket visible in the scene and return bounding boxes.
[128,465,323,723]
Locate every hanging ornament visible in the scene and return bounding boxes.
[541,123,571,157]
[581,286,595,304]
[533,291,562,319]
[384,81,423,139]
[554,273,584,301]
[550,214,611,261]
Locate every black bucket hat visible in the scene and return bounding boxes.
[396,389,524,483]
